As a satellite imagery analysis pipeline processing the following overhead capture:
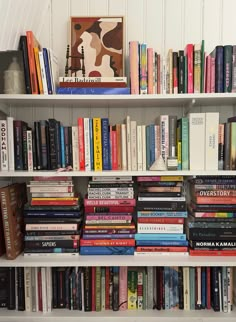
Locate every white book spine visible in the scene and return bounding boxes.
[131,120,137,170]
[41,267,47,313]
[26,130,33,171]
[205,112,219,170]
[154,125,158,161]
[72,126,79,171]
[0,120,8,170]
[197,267,201,307]
[219,269,222,312]
[24,267,32,312]
[147,267,153,309]
[161,57,167,94]
[142,125,146,170]
[46,267,52,312]
[189,113,206,170]
[121,124,127,170]
[137,223,183,234]
[183,267,190,310]
[159,115,169,163]
[126,116,131,171]
[84,118,91,171]
[28,185,73,192]
[39,51,48,94]
[137,125,143,171]
[7,116,15,171]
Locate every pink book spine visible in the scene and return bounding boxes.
[119,267,128,310]
[203,52,207,93]
[205,55,211,93]
[111,130,118,170]
[185,44,194,93]
[147,48,154,94]
[210,56,216,93]
[84,198,136,206]
[129,41,139,94]
[78,118,85,170]
[86,215,132,221]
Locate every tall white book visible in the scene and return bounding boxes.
[189,113,206,170]
[121,124,127,170]
[131,120,137,170]
[205,112,219,170]
[141,125,146,170]
[126,115,131,171]
[0,120,8,171]
[72,126,79,171]
[84,118,91,171]
[137,125,143,171]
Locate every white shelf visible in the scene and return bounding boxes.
[0,170,236,177]
[1,253,236,267]
[0,309,235,322]
[1,93,236,107]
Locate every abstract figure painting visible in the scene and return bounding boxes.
[70,17,124,77]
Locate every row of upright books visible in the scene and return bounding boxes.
[0,112,235,171]
[0,266,234,313]
[129,41,236,95]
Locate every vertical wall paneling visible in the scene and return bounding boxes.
[183,0,202,45]
[222,0,236,45]
[51,0,70,76]
[70,0,89,16]
[36,0,51,49]
[203,0,222,53]
[88,0,108,15]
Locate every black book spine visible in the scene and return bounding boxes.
[55,121,62,168]
[178,50,185,93]
[215,45,224,93]
[22,122,28,170]
[7,267,16,310]
[178,267,184,309]
[68,126,73,167]
[13,120,23,170]
[66,267,71,309]
[138,192,181,197]
[25,239,79,249]
[64,126,70,167]
[84,267,92,311]
[137,200,186,211]
[57,268,66,308]
[32,129,37,170]
[48,119,58,170]
[39,120,49,170]
[17,267,25,311]
[211,267,220,311]
[34,121,42,170]
[52,267,58,308]
[19,35,32,94]
[45,123,50,170]
[77,269,82,311]
[156,267,162,310]
[112,267,119,311]
[186,227,236,240]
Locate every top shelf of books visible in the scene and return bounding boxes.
[1,93,236,108]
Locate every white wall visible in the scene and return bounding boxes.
[1,0,236,77]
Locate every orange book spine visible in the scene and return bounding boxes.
[129,41,139,94]
[147,47,154,94]
[136,246,188,252]
[194,196,236,204]
[33,47,43,94]
[26,31,39,94]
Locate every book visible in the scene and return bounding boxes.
[56,87,130,94]
[19,35,31,94]
[189,113,205,170]
[0,183,27,259]
[26,31,41,94]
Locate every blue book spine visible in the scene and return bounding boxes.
[149,124,155,166]
[137,211,188,218]
[101,118,109,170]
[89,118,94,170]
[215,46,224,93]
[82,234,135,239]
[56,87,130,95]
[201,267,206,309]
[60,125,65,168]
[43,48,53,94]
[135,233,186,241]
[136,240,188,246]
[146,125,150,170]
[80,246,134,255]
[172,267,179,307]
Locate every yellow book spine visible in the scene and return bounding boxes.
[128,270,137,309]
[33,47,44,94]
[93,118,102,171]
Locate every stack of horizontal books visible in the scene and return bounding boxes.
[135,176,188,255]
[80,176,136,255]
[187,176,236,256]
[23,176,82,256]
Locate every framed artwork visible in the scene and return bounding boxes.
[70,16,124,77]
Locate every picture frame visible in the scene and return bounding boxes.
[70,16,124,78]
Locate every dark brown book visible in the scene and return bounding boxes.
[0,183,27,259]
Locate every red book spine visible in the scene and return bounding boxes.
[137,217,184,224]
[26,31,39,94]
[80,239,135,247]
[210,56,216,93]
[111,130,118,170]
[136,246,188,252]
[78,117,85,170]
[91,267,96,311]
[84,206,134,213]
[206,267,211,309]
[189,249,236,256]
[205,55,211,93]
[31,199,78,206]
[105,267,110,310]
[194,196,236,204]
[185,44,194,93]
[33,176,72,181]
[119,267,128,310]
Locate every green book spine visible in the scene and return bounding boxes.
[95,267,101,311]
[177,119,182,170]
[189,267,195,310]
[223,45,233,92]
[128,270,137,309]
[181,117,189,170]
[200,40,205,93]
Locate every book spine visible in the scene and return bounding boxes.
[178,50,184,93]
[129,41,140,94]
[189,113,205,170]
[205,112,219,170]
[230,122,236,170]
[139,43,147,94]
[8,267,16,310]
[121,124,127,170]
[95,267,101,311]
[215,46,224,93]
[60,125,65,168]
[43,48,52,94]
[7,117,15,171]
[137,270,143,310]
[218,123,225,170]
[84,267,92,311]
[173,52,178,94]
[24,267,32,312]
[185,44,194,93]
[71,126,79,171]
[224,122,231,170]
[169,115,177,158]
[131,120,137,171]
[48,119,57,170]
[119,267,127,310]
[93,118,102,171]
[137,125,143,171]
[112,267,119,311]
[38,51,48,94]
[128,270,137,309]
[183,267,190,310]
[223,45,233,92]
[147,47,154,94]
[13,120,23,170]
[232,46,236,92]
[0,120,8,171]
[142,125,146,170]
[84,118,91,171]
[26,31,39,94]
[194,44,201,93]
[27,130,33,171]
[78,118,85,170]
